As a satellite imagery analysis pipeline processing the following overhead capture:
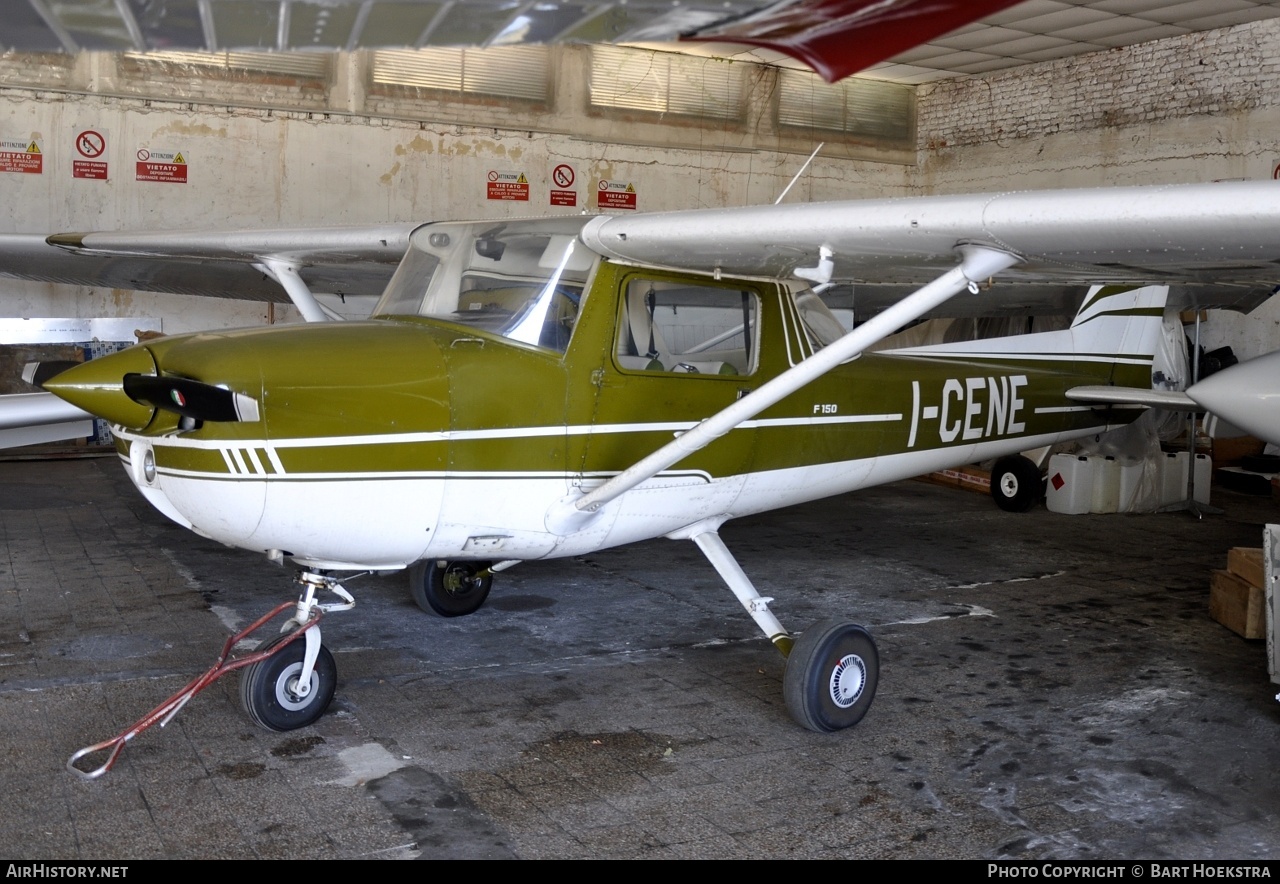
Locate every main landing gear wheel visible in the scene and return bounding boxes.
[783,619,879,733]
[239,633,336,732]
[409,559,493,617]
[990,454,1045,513]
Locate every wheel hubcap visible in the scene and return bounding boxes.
[276,663,317,711]
[1000,474,1019,497]
[829,654,866,708]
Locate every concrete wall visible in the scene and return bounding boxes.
[0,46,910,332]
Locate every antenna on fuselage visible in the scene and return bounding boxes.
[774,143,824,205]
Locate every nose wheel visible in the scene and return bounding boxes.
[239,570,352,732]
[240,633,337,731]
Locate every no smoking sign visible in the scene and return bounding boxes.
[550,163,577,207]
[76,130,105,158]
[73,128,109,180]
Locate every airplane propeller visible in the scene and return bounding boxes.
[32,349,260,429]
[122,373,260,424]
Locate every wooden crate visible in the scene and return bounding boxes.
[1228,547,1265,588]
[1209,569,1265,639]
[918,466,990,495]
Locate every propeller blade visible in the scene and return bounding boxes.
[22,361,83,387]
[122,374,260,423]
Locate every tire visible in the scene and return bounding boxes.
[408,559,493,617]
[783,619,879,733]
[239,633,336,732]
[990,454,1044,512]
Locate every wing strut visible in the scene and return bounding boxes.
[257,259,341,323]
[547,244,1020,532]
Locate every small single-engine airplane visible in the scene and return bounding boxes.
[4,180,1280,738]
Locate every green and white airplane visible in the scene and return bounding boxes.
[5,180,1280,737]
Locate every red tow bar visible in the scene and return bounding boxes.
[67,601,323,780]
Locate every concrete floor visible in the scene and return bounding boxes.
[1,455,1277,860]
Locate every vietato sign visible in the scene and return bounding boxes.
[136,147,188,183]
[486,170,529,201]
[597,179,637,210]
[0,138,42,174]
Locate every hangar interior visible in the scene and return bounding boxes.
[1,0,1279,861]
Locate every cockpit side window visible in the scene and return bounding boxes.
[616,278,758,376]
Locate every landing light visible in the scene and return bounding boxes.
[129,440,156,486]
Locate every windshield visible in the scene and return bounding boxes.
[373,217,600,353]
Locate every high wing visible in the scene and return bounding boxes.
[0,391,92,449]
[0,224,418,320]
[581,180,1280,313]
[4,182,1275,330]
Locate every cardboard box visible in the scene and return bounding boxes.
[1209,569,1265,639]
[1227,547,1264,588]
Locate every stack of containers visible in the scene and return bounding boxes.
[1046,451,1210,513]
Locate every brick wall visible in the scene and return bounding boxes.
[918,18,1280,151]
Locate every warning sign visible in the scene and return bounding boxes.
[136,148,187,183]
[486,170,529,201]
[73,129,108,180]
[550,163,577,207]
[597,179,637,211]
[552,163,575,188]
[0,139,43,174]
